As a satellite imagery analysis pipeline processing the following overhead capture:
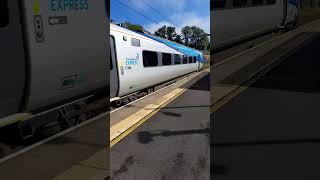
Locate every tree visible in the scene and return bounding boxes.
[122,21,144,32]
[154,25,177,40]
[206,41,211,51]
[166,26,177,41]
[181,25,209,50]
[154,25,167,39]
[174,34,183,44]
[181,26,192,46]
[154,24,209,50]
[192,26,209,50]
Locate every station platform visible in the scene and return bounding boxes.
[0,66,209,179]
[0,113,108,180]
[211,18,320,179]
[211,18,320,108]
[110,70,210,179]
[110,68,209,146]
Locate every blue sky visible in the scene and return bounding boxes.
[110,0,210,34]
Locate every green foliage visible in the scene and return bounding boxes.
[174,34,183,44]
[122,21,144,32]
[182,26,209,50]
[166,26,177,41]
[154,25,167,39]
[154,25,177,40]
[181,26,192,46]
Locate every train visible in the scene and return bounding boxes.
[110,23,205,104]
[211,0,300,50]
[1,0,204,139]
[0,0,108,139]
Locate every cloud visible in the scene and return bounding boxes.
[144,12,210,34]
[171,12,210,33]
[128,0,186,11]
[123,0,210,34]
[127,0,147,11]
[144,21,175,34]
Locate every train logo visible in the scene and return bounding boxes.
[125,55,139,70]
[61,74,85,89]
[125,58,138,66]
[49,0,89,11]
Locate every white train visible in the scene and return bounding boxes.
[211,0,300,50]
[0,0,108,138]
[110,23,205,103]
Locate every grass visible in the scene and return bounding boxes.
[301,7,320,17]
[299,7,320,24]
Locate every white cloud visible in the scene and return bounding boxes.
[144,21,175,34]
[144,12,210,34]
[171,12,210,33]
[129,0,186,11]
[127,0,147,11]
[124,0,210,34]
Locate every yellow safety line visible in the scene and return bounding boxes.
[210,58,278,113]
[110,71,209,148]
[209,18,320,113]
[210,85,249,113]
[0,113,33,128]
[110,88,187,148]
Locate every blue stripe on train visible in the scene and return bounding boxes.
[289,0,299,7]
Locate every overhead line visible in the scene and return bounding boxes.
[116,0,161,26]
[140,0,174,25]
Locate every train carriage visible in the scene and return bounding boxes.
[110,23,204,101]
[211,0,300,50]
[0,0,108,138]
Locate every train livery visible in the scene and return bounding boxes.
[211,0,300,50]
[110,23,205,102]
[0,0,108,138]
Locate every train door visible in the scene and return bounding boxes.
[286,0,299,25]
[21,0,109,111]
[0,0,26,118]
[110,36,119,98]
[280,0,288,26]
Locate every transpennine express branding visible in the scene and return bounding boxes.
[49,0,89,11]
[125,58,138,66]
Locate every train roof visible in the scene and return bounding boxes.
[110,23,155,42]
[111,24,182,54]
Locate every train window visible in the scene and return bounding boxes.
[110,36,117,71]
[252,0,263,5]
[143,51,158,67]
[233,0,248,7]
[266,0,276,4]
[131,38,141,47]
[193,57,197,63]
[182,56,188,64]
[188,56,193,63]
[162,53,172,66]
[0,0,9,28]
[212,0,226,9]
[174,54,181,64]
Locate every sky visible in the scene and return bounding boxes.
[110,0,210,34]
